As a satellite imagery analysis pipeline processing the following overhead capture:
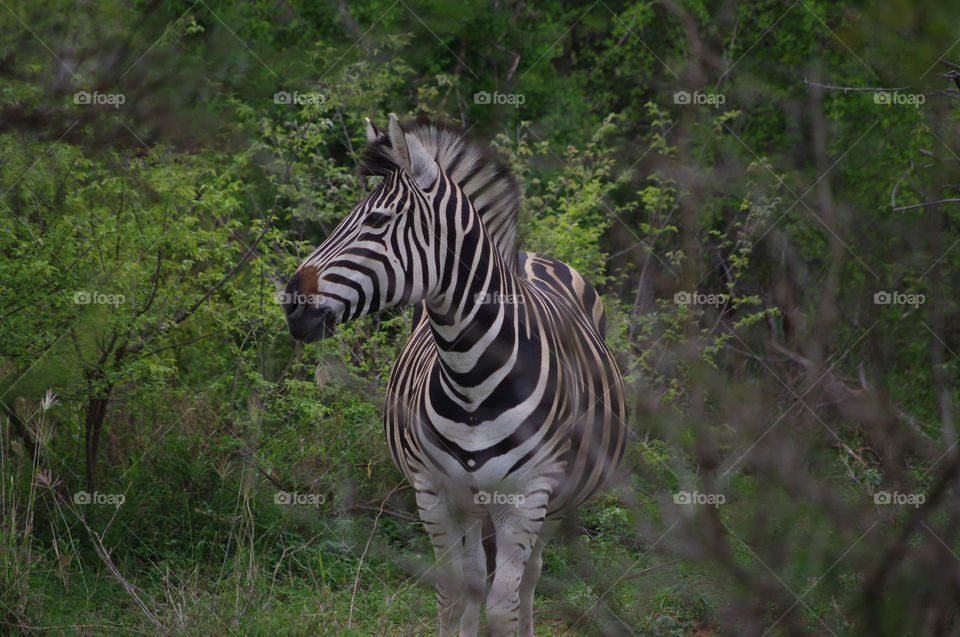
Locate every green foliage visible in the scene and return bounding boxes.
[517,114,623,285]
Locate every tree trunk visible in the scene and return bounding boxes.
[83,382,112,493]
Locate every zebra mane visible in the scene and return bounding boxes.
[360,117,522,270]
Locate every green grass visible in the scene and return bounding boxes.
[4,392,948,637]
[9,473,857,636]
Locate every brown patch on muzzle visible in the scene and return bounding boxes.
[294,264,320,295]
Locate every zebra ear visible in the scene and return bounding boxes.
[388,113,438,188]
[364,117,380,144]
[388,113,411,167]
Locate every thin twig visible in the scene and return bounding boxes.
[893,198,960,211]
[0,621,147,634]
[349,481,407,626]
[802,79,910,93]
[621,558,683,580]
[347,503,418,522]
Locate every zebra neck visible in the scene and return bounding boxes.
[424,235,526,410]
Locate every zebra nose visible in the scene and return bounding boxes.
[283,271,340,342]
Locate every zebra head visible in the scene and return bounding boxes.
[283,114,444,342]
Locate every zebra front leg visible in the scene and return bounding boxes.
[485,487,552,637]
[517,519,558,637]
[458,517,485,635]
[415,486,481,637]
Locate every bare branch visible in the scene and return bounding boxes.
[893,198,960,212]
[802,79,910,93]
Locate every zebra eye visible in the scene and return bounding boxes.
[364,212,391,228]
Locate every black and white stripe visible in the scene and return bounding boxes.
[283,115,627,637]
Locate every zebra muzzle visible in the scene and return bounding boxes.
[285,302,339,342]
[282,273,341,342]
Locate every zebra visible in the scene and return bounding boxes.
[283,114,627,636]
